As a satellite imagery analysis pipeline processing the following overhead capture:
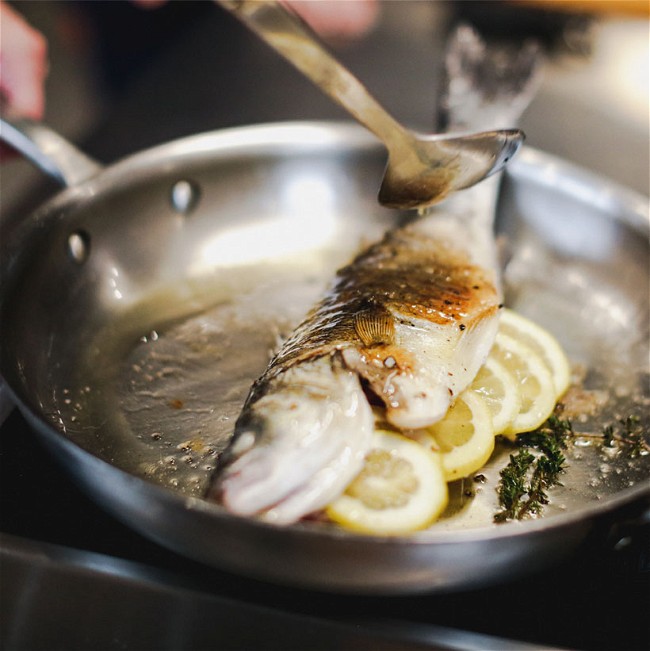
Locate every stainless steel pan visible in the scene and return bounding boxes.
[1,118,648,594]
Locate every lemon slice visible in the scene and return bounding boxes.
[492,332,556,439]
[499,309,571,399]
[470,356,521,435]
[326,430,448,535]
[427,390,495,481]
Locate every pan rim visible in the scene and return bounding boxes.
[8,120,649,234]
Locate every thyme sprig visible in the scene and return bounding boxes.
[573,414,648,456]
[494,416,570,523]
[602,415,648,457]
[494,411,649,522]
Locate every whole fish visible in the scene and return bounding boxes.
[207,27,542,524]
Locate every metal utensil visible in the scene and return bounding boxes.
[217,0,524,209]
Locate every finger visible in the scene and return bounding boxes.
[284,0,380,38]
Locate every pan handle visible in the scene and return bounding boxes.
[0,117,101,187]
[0,117,102,426]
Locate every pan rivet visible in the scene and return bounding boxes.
[171,180,200,215]
[67,230,90,264]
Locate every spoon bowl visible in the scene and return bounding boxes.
[378,129,523,209]
[218,0,524,210]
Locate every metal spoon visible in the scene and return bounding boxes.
[217,0,524,209]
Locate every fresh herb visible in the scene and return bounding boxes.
[494,449,535,522]
[494,410,649,522]
[576,414,648,456]
[601,415,648,457]
[602,424,616,448]
[494,416,570,523]
[517,415,573,451]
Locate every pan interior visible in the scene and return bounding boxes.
[3,138,649,535]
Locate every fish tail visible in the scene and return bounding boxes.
[438,24,544,132]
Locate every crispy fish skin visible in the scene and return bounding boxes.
[274,226,499,367]
[267,218,501,428]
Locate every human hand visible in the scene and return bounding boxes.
[0,1,48,160]
[281,0,379,39]
[0,0,378,141]
[0,0,48,120]
[132,0,380,38]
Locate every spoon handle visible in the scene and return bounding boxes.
[217,0,409,152]
[0,116,101,187]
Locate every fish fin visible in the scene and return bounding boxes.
[353,302,396,347]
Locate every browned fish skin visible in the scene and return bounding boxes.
[263,222,499,381]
